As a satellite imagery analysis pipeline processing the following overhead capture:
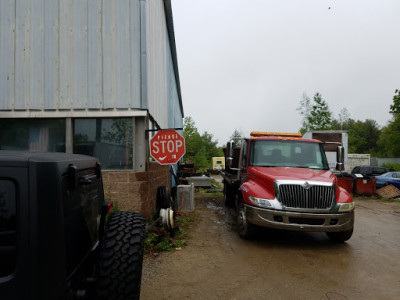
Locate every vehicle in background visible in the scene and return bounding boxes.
[374,172,400,189]
[221,132,354,242]
[303,131,349,171]
[0,151,145,300]
[348,154,371,174]
[351,166,393,177]
[212,157,225,171]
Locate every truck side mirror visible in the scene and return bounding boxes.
[227,141,234,157]
[226,141,234,168]
[336,145,344,171]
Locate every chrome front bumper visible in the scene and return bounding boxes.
[245,204,354,232]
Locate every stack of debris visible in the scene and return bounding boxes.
[376,185,400,199]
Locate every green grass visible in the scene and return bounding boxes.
[144,211,196,254]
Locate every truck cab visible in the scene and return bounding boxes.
[222,132,354,242]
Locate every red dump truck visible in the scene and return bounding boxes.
[221,132,354,242]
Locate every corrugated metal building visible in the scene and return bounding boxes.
[0,0,183,218]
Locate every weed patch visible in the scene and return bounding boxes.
[145,211,197,254]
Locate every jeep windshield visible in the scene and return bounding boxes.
[249,140,329,170]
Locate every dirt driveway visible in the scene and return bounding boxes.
[141,194,400,299]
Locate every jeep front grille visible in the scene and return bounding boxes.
[276,181,335,210]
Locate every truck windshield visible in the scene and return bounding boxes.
[249,140,329,170]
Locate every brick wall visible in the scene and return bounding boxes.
[102,162,170,219]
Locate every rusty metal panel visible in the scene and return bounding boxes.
[0,0,15,110]
[312,132,343,152]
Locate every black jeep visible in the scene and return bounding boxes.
[0,151,145,299]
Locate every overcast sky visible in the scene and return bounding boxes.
[171,0,400,146]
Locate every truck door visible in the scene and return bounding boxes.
[240,140,249,183]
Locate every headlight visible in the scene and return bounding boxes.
[338,201,355,212]
[248,195,272,208]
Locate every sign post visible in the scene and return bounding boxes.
[150,129,186,165]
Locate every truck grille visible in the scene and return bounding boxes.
[276,181,335,210]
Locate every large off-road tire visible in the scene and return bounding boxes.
[237,203,256,239]
[157,186,170,209]
[326,228,353,242]
[97,211,146,300]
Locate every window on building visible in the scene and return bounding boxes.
[0,179,16,277]
[73,118,133,169]
[0,119,66,152]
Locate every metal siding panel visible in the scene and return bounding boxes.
[72,0,87,109]
[102,0,116,109]
[1,0,146,113]
[115,0,130,108]
[146,0,168,128]
[139,0,147,110]
[15,0,30,110]
[166,32,173,128]
[166,29,182,129]
[44,0,59,110]
[0,0,15,110]
[59,0,72,109]
[87,0,102,109]
[130,0,141,109]
[29,0,44,110]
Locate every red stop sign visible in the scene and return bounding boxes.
[150,129,186,165]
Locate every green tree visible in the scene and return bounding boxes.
[389,89,400,116]
[348,119,380,154]
[182,116,223,168]
[337,108,351,130]
[229,129,242,148]
[378,89,400,157]
[331,116,380,154]
[296,92,312,134]
[308,93,332,131]
[297,92,332,134]
[201,131,223,158]
[183,116,202,163]
[377,121,400,157]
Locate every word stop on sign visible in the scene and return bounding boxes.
[152,140,184,155]
[150,130,186,165]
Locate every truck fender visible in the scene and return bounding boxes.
[336,186,353,204]
[239,181,275,205]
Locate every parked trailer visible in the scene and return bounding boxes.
[348,154,371,173]
[212,157,225,171]
[303,131,349,172]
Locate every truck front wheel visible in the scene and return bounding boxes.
[326,228,353,242]
[237,203,255,239]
